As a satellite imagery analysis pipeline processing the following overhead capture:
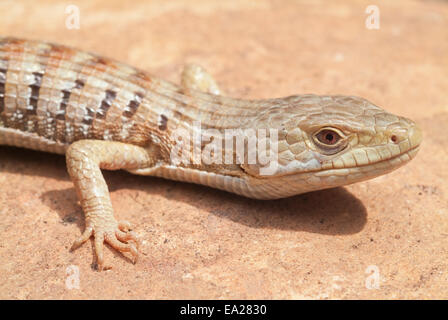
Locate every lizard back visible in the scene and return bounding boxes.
[0,37,262,155]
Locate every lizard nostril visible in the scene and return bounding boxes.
[391,135,398,143]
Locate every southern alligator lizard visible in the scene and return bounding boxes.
[0,38,422,270]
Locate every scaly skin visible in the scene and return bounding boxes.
[0,38,422,270]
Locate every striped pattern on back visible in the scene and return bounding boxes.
[0,37,271,154]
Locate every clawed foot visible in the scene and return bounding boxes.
[71,220,140,271]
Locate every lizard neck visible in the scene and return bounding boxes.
[142,78,270,130]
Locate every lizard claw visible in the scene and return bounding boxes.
[70,220,140,271]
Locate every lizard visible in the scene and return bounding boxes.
[0,37,422,270]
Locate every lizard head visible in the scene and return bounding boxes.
[241,94,422,196]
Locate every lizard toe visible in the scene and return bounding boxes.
[105,232,139,264]
[70,226,93,251]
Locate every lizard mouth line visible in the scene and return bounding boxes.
[312,144,421,175]
[268,144,421,179]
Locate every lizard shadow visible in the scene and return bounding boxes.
[2,147,367,238]
[152,177,367,236]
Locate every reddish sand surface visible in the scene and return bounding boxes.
[0,0,447,299]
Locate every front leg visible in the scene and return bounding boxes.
[66,140,153,270]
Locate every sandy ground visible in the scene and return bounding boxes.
[0,0,447,299]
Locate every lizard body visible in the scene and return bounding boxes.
[0,38,422,269]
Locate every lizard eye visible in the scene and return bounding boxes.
[312,127,347,154]
[316,129,341,145]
